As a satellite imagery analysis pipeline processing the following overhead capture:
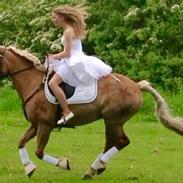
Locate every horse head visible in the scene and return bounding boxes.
[0,47,4,63]
[0,46,9,77]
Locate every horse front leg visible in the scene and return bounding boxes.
[18,125,37,177]
[35,124,70,171]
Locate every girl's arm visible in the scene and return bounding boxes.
[48,28,74,60]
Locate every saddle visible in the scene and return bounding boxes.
[47,71,75,100]
[45,71,97,105]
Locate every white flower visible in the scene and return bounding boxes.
[124,7,140,22]
[50,44,62,52]
[170,4,180,13]
[149,37,154,41]
[40,37,50,45]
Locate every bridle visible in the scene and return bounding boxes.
[0,48,46,108]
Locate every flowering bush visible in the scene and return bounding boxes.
[87,0,183,92]
[0,0,183,91]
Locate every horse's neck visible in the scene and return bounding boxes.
[10,55,44,102]
[13,69,44,100]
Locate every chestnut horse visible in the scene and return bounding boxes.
[0,46,183,179]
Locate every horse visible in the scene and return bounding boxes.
[0,45,183,179]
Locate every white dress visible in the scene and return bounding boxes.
[49,36,112,87]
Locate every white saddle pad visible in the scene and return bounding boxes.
[44,77,98,105]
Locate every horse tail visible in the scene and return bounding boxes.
[138,80,183,136]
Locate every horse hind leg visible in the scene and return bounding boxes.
[83,121,130,179]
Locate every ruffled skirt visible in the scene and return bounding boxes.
[49,52,112,86]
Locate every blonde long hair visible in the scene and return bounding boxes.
[52,4,88,39]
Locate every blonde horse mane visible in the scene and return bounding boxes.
[7,46,46,72]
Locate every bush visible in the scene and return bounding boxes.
[86,0,183,92]
[0,0,183,92]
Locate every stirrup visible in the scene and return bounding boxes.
[57,111,74,125]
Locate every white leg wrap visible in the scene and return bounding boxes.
[19,147,31,166]
[91,153,103,170]
[43,154,59,166]
[100,146,119,163]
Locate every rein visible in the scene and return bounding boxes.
[23,81,44,108]
[10,65,36,76]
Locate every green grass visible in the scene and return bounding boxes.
[1,115,183,183]
[0,86,183,183]
[0,85,21,112]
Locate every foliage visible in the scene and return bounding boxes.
[0,0,86,56]
[87,0,183,92]
[0,0,183,91]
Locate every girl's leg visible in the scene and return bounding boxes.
[49,73,74,123]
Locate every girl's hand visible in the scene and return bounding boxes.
[48,54,61,60]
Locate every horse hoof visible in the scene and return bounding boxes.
[81,174,93,180]
[25,163,36,177]
[58,157,71,170]
[82,167,96,179]
[97,167,106,175]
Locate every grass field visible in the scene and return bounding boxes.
[0,86,183,183]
